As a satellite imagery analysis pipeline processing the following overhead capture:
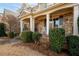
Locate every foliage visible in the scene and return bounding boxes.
[20,31,42,43]
[20,31,33,43]
[49,28,65,53]
[66,35,79,56]
[0,23,7,37]
[14,32,19,36]
[32,32,42,42]
[8,32,15,38]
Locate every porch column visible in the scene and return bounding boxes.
[46,13,50,35]
[73,5,79,35]
[20,20,24,32]
[30,16,35,32]
[32,18,35,32]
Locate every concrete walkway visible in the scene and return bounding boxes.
[0,37,45,56]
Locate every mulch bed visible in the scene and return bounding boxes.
[13,42,68,56]
[0,37,10,44]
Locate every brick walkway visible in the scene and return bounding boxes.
[0,38,45,56]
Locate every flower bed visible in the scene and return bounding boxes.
[14,42,68,56]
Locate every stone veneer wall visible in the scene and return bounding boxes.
[23,20,30,31]
[63,13,73,35]
[35,19,46,34]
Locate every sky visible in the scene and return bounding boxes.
[0,3,38,13]
[0,3,21,13]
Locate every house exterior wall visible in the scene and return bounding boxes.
[63,12,73,35]
[23,19,30,31]
[35,19,46,34]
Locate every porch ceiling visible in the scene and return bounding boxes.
[50,7,73,19]
[35,15,46,21]
[23,18,30,22]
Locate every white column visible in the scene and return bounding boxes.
[32,18,35,32]
[20,20,24,32]
[73,5,79,35]
[30,16,34,32]
[46,14,50,35]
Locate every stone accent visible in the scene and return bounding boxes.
[35,19,46,34]
[63,13,73,35]
[23,20,30,31]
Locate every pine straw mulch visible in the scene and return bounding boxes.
[13,42,68,56]
[0,37,10,44]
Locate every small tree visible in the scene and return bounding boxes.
[0,23,6,37]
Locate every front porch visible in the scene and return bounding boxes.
[20,5,79,36]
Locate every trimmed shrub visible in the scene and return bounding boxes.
[8,32,15,38]
[0,23,6,37]
[49,28,65,53]
[66,35,79,56]
[20,31,33,43]
[14,32,19,37]
[32,32,42,42]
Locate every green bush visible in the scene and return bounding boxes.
[66,35,79,56]
[20,31,33,43]
[0,23,6,37]
[32,32,42,42]
[8,32,15,38]
[14,32,19,36]
[49,28,65,53]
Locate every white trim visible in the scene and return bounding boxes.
[30,16,35,32]
[46,14,50,35]
[73,5,79,35]
[20,20,24,32]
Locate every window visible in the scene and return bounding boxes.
[59,16,63,25]
[50,19,52,21]
[54,16,63,28]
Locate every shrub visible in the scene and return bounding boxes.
[20,31,33,43]
[8,32,15,38]
[0,23,6,37]
[32,32,42,43]
[14,32,19,37]
[66,35,79,56]
[49,28,65,53]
